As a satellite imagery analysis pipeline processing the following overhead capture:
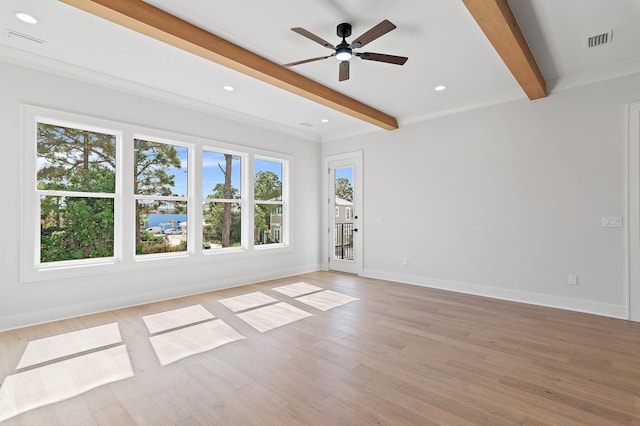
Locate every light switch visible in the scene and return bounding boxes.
[602,217,623,228]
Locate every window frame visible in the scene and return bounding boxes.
[253,155,289,249]
[201,147,247,253]
[21,105,292,283]
[133,134,192,259]
[23,109,124,278]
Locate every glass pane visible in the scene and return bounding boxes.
[203,151,241,199]
[254,159,282,201]
[254,204,282,245]
[335,167,353,203]
[333,222,354,260]
[203,202,241,250]
[136,200,187,255]
[37,123,116,193]
[134,139,188,197]
[40,196,114,263]
[334,166,354,261]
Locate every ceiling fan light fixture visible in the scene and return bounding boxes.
[335,43,352,61]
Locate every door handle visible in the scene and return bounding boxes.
[354,228,358,232]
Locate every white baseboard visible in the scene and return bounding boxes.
[0,264,321,332]
[363,269,628,320]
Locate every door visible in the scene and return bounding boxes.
[326,152,362,274]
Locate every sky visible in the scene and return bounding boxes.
[335,166,353,183]
[202,150,241,198]
[167,148,283,198]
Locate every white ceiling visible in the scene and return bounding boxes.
[2,0,640,142]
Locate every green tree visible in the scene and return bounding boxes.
[254,171,281,201]
[335,177,353,202]
[134,139,183,247]
[40,169,116,261]
[203,182,241,247]
[254,171,282,244]
[37,124,116,190]
[38,124,116,262]
[134,139,182,196]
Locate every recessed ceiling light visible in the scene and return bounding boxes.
[434,85,447,92]
[223,85,235,91]
[321,119,329,123]
[15,12,38,24]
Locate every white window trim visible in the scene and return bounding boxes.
[21,105,292,283]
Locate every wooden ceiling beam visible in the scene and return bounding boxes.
[462,0,547,100]
[58,0,399,130]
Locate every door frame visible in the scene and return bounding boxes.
[322,151,363,275]
[628,101,640,321]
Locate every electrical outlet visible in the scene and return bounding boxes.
[568,274,578,285]
[402,257,408,265]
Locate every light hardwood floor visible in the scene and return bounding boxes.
[1,271,640,425]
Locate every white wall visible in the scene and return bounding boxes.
[4,58,638,330]
[0,60,321,331]
[323,73,640,318]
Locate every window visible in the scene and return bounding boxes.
[134,138,189,255]
[254,158,284,245]
[202,150,242,250]
[24,107,291,281]
[37,121,117,264]
[345,207,352,221]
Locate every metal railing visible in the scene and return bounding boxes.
[334,222,353,260]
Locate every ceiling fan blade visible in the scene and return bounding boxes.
[291,27,335,49]
[283,55,333,67]
[351,20,396,48]
[339,60,350,81]
[357,52,408,65]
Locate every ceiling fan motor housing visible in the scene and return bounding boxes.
[337,23,352,39]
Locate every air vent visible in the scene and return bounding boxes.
[587,30,612,48]
[6,30,46,46]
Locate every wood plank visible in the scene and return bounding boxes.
[57,0,399,130]
[462,0,547,100]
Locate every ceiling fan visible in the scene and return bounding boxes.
[284,20,408,82]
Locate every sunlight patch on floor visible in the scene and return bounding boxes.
[295,290,359,311]
[16,322,122,369]
[149,319,245,366]
[218,291,278,312]
[142,304,214,334]
[0,344,133,423]
[236,302,312,332]
[272,282,324,297]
